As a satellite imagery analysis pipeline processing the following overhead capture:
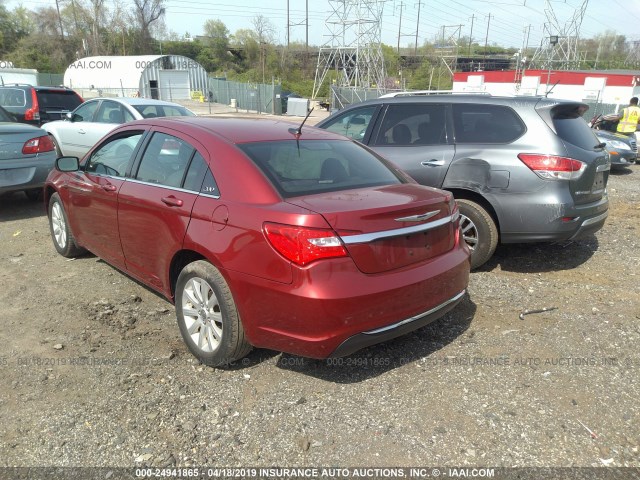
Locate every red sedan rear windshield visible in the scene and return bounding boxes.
[238,139,404,198]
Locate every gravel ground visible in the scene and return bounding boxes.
[0,160,639,471]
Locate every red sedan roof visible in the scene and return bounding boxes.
[133,117,349,144]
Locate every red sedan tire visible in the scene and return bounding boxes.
[176,260,252,367]
[48,192,85,258]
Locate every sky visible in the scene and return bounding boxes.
[162,0,640,49]
[8,0,640,51]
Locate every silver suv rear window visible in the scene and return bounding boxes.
[452,104,526,143]
[552,113,600,151]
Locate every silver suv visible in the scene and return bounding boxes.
[316,94,610,268]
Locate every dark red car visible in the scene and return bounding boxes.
[45,117,470,366]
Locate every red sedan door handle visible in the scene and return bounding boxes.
[101,184,117,192]
[161,196,184,207]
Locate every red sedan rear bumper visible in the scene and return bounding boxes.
[225,244,470,359]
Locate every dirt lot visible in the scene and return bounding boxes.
[0,141,639,471]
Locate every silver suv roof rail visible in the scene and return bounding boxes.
[379,90,492,98]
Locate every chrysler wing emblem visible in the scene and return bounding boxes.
[395,210,440,222]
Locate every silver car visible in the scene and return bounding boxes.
[0,105,57,200]
[317,94,610,268]
[43,97,195,158]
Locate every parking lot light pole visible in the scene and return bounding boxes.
[546,35,558,95]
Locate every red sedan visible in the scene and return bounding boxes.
[45,117,470,366]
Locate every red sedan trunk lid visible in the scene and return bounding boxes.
[286,183,457,274]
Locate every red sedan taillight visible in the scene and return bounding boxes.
[263,223,348,266]
[518,153,585,180]
[24,88,40,122]
[22,135,55,154]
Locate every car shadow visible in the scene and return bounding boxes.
[81,254,475,380]
[479,235,599,273]
[0,192,46,221]
[609,166,635,176]
[272,292,476,383]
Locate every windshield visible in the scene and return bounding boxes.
[133,105,196,118]
[238,139,404,198]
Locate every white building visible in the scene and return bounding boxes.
[0,66,38,86]
[453,69,640,109]
[64,55,208,100]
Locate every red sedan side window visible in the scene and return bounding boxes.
[183,152,219,196]
[85,132,143,177]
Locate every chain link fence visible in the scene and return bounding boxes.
[208,78,282,115]
[66,86,199,101]
[329,86,392,111]
[329,87,623,120]
[71,87,139,99]
[582,101,619,119]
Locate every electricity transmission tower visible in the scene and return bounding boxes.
[530,0,589,70]
[312,0,388,100]
[438,24,463,69]
[625,40,640,66]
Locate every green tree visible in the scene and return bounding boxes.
[199,19,230,72]
[0,4,34,57]
[203,20,228,51]
[231,28,259,68]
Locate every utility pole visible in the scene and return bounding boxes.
[468,14,475,55]
[54,0,64,42]
[523,24,532,54]
[522,24,531,70]
[483,13,492,65]
[397,1,405,53]
[516,24,532,85]
[287,0,309,50]
[414,1,423,55]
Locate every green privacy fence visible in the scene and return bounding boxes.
[208,78,283,115]
[38,73,65,86]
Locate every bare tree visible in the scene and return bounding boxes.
[107,0,129,55]
[132,0,165,52]
[250,15,275,83]
[88,0,106,55]
[251,14,275,44]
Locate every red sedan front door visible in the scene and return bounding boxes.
[65,131,144,269]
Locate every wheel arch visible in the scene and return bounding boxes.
[169,249,208,300]
[445,188,501,241]
[44,185,58,212]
